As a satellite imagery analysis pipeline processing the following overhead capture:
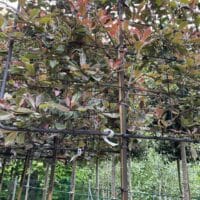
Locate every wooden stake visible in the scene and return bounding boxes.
[0,158,6,192]
[118,0,128,199]
[69,160,77,200]
[24,160,32,200]
[0,3,20,98]
[12,176,18,200]
[47,137,58,200]
[128,158,133,200]
[111,156,116,200]
[177,158,182,197]
[180,142,190,200]
[96,158,100,200]
[17,151,31,200]
[42,163,50,200]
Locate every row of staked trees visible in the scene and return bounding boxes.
[0,0,199,199]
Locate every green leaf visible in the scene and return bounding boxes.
[4,132,17,146]
[14,107,33,114]
[180,0,189,3]
[0,14,4,27]
[49,60,59,68]
[56,45,65,53]
[29,8,40,19]
[16,133,25,144]
[134,41,143,51]
[77,106,93,112]
[0,32,7,38]
[21,56,29,63]
[19,0,26,6]
[9,32,25,39]
[55,123,66,130]
[39,15,52,24]
[25,63,35,76]
[71,92,81,105]
[102,112,119,118]
[169,1,177,8]
[63,111,74,119]
[155,0,163,6]
[39,102,70,113]
[0,111,14,121]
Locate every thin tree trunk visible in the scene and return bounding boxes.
[118,0,128,200]
[96,158,100,200]
[47,138,58,200]
[42,163,50,200]
[69,160,77,200]
[158,180,162,200]
[11,176,18,200]
[111,156,116,200]
[177,158,182,197]
[17,151,31,200]
[128,158,133,200]
[0,158,6,192]
[102,186,105,200]
[180,142,190,200]
[24,160,32,200]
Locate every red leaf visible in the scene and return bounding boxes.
[99,10,111,24]
[65,96,71,108]
[77,0,88,16]
[0,99,11,110]
[108,21,120,38]
[130,27,142,40]
[189,0,197,8]
[141,27,152,42]
[154,107,165,118]
[39,10,47,17]
[109,59,121,70]
[68,0,76,12]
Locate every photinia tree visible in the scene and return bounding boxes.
[0,0,199,199]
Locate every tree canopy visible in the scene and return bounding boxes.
[0,0,199,161]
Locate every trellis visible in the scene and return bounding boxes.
[0,0,199,200]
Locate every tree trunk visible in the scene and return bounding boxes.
[158,180,162,200]
[111,156,116,200]
[24,160,32,200]
[42,163,50,200]
[96,158,100,200]
[47,138,58,200]
[0,158,6,192]
[11,176,18,200]
[118,0,128,200]
[180,142,190,200]
[177,158,182,197]
[128,158,133,200]
[69,160,77,200]
[17,151,31,200]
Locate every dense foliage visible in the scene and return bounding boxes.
[0,0,199,199]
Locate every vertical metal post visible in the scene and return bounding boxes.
[118,0,128,200]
